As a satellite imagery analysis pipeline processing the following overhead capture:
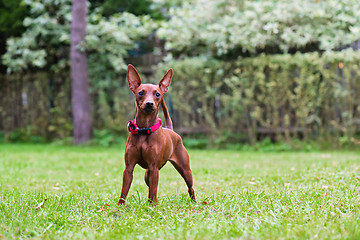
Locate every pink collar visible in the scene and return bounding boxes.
[127,118,162,135]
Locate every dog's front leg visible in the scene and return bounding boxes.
[118,163,135,205]
[147,167,159,204]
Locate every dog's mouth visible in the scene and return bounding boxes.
[142,106,155,114]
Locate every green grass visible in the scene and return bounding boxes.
[1,144,360,239]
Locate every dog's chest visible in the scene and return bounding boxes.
[127,132,170,169]
[130,136,162,161]
[136,144,163,169]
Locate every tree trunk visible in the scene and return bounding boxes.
[70,0,92,144]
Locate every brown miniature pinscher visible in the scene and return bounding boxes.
[118,64,195,205]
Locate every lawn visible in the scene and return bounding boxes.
[0,144,359,239]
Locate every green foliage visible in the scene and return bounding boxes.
[158,0,360,57]
[3,127,46,143]
[0,0,28,36]
[155,50,360,145]
[184,136,319,151]
[1,0,360,147]
[48,107,73,139]
[183,137,208,149]
[2,48,359,146]
[86,12,155,77]
[243,138,318,152]
[2,0,156,74]
[156,57,227,131]
[1,145,360,238]
[91,129,126,147]
[0,71,134,142]
[1,0,155,136]
[91,0,154,18]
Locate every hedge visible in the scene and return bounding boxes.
[1,50,359,145]
[155,49,360,144]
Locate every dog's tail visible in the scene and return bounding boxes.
[161,98,173,130]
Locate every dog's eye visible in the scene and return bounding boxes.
[155,92,161,98]
[138,91,144,96]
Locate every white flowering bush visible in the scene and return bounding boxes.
[157,0,360,57]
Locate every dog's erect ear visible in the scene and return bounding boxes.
[127,64,142,92]
[159,69,173,93]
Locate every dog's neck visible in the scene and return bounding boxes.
[134,106,159,128]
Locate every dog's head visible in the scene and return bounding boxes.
[127,64,172,114]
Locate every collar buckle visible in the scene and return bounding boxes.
[137,127,151,135]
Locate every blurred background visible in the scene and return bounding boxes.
[0,0,359,149]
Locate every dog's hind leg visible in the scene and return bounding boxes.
[170,145,195,201]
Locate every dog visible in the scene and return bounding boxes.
[118,64,195,205]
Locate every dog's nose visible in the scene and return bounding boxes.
[146,101,154,107]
